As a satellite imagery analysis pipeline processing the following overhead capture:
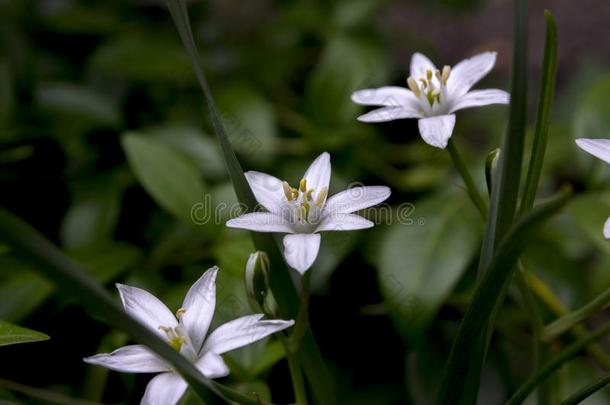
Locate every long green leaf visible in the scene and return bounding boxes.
[543,284,610,341]
[452,0,530,401]
[519,10,558,214]
[507,321,610,405]
[559,372,610,405]
[0,320,49,347]
[435,189,570,404]
[0,206,269,405]
[164,1,334,403]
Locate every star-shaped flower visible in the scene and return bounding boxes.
[226,152,391,273]
[84,267,293,405]
[351,51,509,148]
[575,138,610,238]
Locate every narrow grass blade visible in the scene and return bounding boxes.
[559,372,610,405]
[435,188,571,404]
[544,285,610,341]
[520,10,558,214]
[0,207,270,405]
[164,2,334,402]
[507,321,610,405]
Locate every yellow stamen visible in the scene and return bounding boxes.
[407,77,420,97]
[302,203,310,219]
[299,178,307,193]
[426,69,433,81]
[315,187,328,206]
[176,308,186,319]
[283,181,293,201]
[306,189,314,201]
[291,188,299,199]
[441,65,451,84]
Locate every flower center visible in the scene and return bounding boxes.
[158,326,186,351]
[282,178,327,224]
[407,65,452,107]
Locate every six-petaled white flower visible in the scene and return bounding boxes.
[84,267,294,405]
[351,51,510,148]
[575,138,610,238]
[226,152,391,274]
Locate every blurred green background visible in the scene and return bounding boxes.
[1,0,610,403]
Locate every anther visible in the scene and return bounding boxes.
[306,189,314,201]
[299,178,307,193]
[441,65,451,84]
[426,69,433,81]
[176,308,186,319]
[315,187,328,206]
[283,181,293,201]
[407,77,420,97]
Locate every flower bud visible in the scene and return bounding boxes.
[245,251,270,313]
[485,148,500,196]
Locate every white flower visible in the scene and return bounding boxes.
[84,267,294,405]
[351,51,509,149]
[575,138,610,238]
[226,152,391,274]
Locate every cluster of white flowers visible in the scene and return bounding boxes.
[86,50,518,404]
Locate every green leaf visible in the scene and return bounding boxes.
[376,191,479,341]
[305,35,388,127]
[437,189,571,404]
[520,11,558,213]
[573,73,610,140]
[88,33,195,83]
[559,370,610,405]
[216,84,278,164]
[36,82,120,127]
[0,320,49,347]
[568,192,610,254]
[121,132,207,226]
[508,321,610,405]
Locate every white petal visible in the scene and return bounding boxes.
[604,217,610,239]
[226,212,294,233]
[196,352,230,379]
[417,114,456,149]
[282,233,321,274]
[575,138,610,164]
[245,171,285,214]
[410,52,437,79]
[304,152,331,193]
[202,314,294,355]
[315,213,374,232]
[351,86,419,108]
[357,107,422,123]
[116,284,177,335]
[323,186,391,215]
[449,89,509,113]
[449,51,497,97]
[180,267,218,353]
[141,372,187,405]
[84,345,169,373]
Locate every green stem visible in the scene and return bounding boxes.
[0,378,103,405]
[291,271,311,351]
[446,138,488,219]
[526,272,610,369]
[280,334,308,405]
[543,284,610,341]
[559,372,610,405]
[507,321,610,405]
[515,264,550,404]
